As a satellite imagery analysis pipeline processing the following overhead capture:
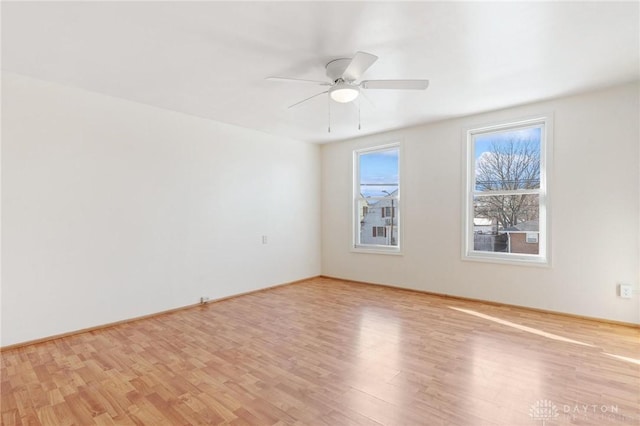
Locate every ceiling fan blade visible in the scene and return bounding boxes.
[266,77,330,86]
[342,51,378,82]
[360,79,430,90]
[287,90,329,109]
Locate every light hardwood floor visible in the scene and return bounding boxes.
[2,277,639,425]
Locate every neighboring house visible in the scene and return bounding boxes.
[360,190,398,246]
[473,219,539,254]
[504,220,540,254]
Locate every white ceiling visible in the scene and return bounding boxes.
[2,2,639,144]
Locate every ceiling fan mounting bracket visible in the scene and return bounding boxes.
[326,58,353,82]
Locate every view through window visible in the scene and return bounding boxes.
[466,118,549,263]
[355,144,400,251]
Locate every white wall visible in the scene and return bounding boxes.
[322,82,640,324]
[1,73,321,346]
[2,75,637,348]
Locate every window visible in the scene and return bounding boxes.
[354,144,400,252]
[372,227,387,238]
[464,117,551,264]
[381,207,396,218]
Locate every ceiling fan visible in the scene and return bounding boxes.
[267,51,429,109]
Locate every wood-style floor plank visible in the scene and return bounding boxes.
[2,277,639,425]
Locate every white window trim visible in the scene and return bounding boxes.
[353,142,403,255]
[462,115,553,266]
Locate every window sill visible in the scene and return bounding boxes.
[352,246,403,256]
[463,252,550,267]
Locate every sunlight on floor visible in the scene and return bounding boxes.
[449,306,594,346]
[448,306,640,366]
[602,353,640,365]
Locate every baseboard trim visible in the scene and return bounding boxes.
[319,275,640,329]
[1,275,320,351]
[4,273,635,351]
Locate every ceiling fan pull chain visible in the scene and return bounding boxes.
[328,96,331,133]
[358,96,361,130]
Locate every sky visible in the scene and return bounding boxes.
[474,126,541,159]
[357,127,540,198]
[359,148,399,198]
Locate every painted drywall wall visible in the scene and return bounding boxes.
[1,73,321,346]
[322,82,640,324]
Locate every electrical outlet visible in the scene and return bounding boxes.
[262,235,268,244]
[619,284,632,299]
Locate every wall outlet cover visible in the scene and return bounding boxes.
[620,284,632,299]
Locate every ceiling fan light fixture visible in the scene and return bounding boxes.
[329,83,359,103]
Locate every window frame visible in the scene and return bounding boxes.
[463,116,552,266]
[353,142,402,255]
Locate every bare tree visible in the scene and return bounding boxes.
[474,138,540,230]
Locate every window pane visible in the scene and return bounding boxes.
[359,148,399,197]
[355,144,401,251]
[359,197,399,247]
[474,127,541,192]
[473,194,539,254]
